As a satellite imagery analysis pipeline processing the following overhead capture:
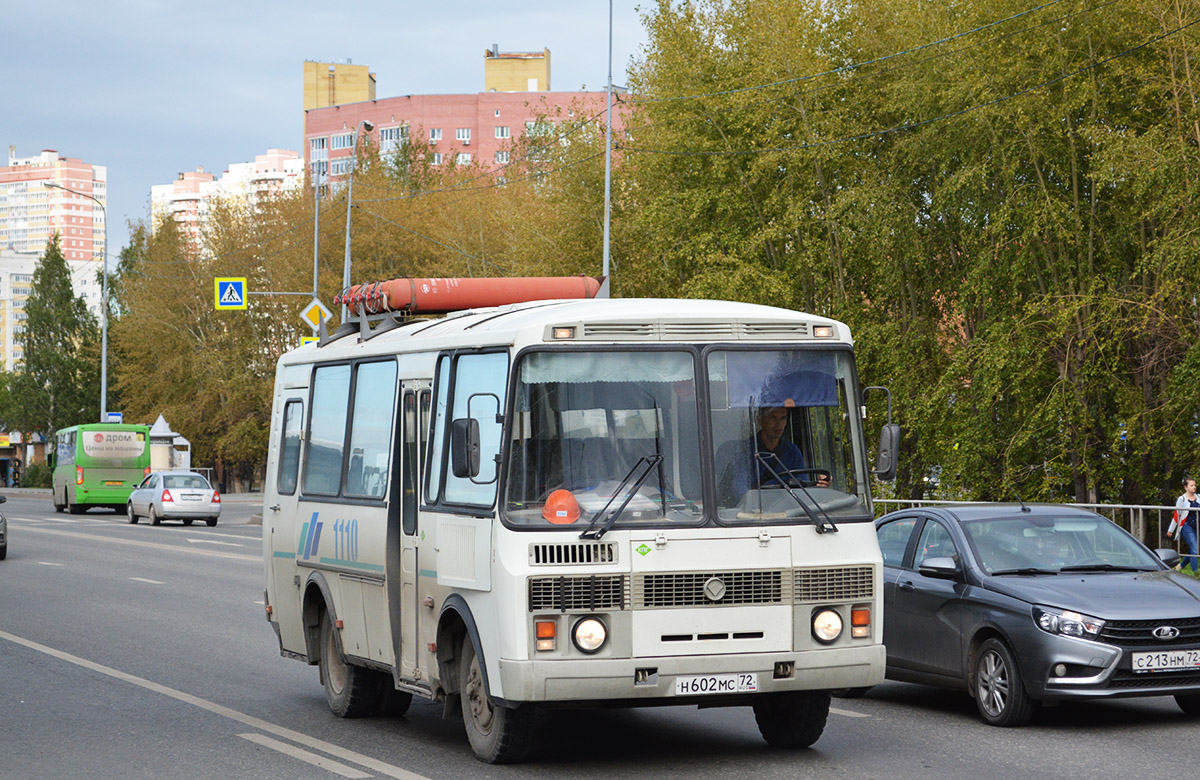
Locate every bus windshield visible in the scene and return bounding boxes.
[505,350,704,529]
[708,348,870,525]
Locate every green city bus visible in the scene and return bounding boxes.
[50,423,151,513]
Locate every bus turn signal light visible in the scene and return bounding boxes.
[535,620,557,651]
[851,607,871,638]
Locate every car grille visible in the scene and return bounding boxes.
[1106,670,1200,689]
[634,570,788,608]
[528,575,629,612]
[527,566,875,611]
[1098,617,1200,648]
[795,566,874,603]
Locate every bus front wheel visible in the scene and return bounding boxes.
[318,610,383,718]
[753,690,831,749]
[459,635,533,763]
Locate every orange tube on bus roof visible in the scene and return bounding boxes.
[334,276,603,316]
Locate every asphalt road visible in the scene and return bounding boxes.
[1,492,1197,779]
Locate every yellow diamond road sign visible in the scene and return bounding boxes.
[300,298,333,330]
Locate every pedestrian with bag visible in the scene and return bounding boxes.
[1168,478,1200,573]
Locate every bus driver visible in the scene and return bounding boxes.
[730,406,831,498]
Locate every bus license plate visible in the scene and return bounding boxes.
[675,673,758,696]
[1131,649,1200,673]
[104,481,123,486]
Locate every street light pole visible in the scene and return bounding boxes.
[602,0,613,285]
[42,181,108,422]
[341,119,374,323]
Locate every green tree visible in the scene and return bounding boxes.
[8,234,100,437]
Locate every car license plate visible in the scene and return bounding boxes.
[181,494,202,501]
[1131,649,1200,673]
[675,673,758,696]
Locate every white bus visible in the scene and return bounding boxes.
[262,285,898,763]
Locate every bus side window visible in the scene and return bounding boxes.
[402,391,418,534]
[277,400,303,495]
[303,364,351,496]
[344,361,397,499]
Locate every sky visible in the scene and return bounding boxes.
[5,1,649,260]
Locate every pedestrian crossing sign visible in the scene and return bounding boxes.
[214,278,248,310]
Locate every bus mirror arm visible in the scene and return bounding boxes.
[862,386,901,482]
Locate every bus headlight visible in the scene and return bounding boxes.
[812,609,843,644]
[572,617,607,653]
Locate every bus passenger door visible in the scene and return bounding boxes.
[266,395,308,654]
[398,385,430,681]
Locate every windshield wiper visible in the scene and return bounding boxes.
[755,452,838,533]
[1058,563,1151,573]
[579,455,664,540]
[990,567,1060,576]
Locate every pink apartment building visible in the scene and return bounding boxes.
[304,49,626,183]
[0,148,107,262]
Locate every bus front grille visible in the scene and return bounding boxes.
[528,575,629,612]
[529,542,618,566]
[794,566,874,603]
[634,570,788,608]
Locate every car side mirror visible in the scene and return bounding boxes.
[1157,548,1182,568]
[450,418,480,479]
[918,556,959,580]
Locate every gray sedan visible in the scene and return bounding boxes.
[127,471,221,527]
[865,504,1200,726]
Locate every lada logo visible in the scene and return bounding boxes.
[1153,626,1181,640]
[703,577,726,602]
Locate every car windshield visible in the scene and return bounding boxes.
[504,350,704,529]
[708,348,870,525]
[163,474,209,490]
[962,514,1161,573]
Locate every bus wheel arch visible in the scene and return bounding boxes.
[301,574,336,665]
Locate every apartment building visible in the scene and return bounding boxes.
[150,149,305,242]
[0,148,107,264]
[0,248,104,372]
[303,47,624,183]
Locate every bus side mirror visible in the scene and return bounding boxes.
[450,418,481,479]
[874,424,900,482]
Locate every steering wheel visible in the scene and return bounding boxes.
[766,468,831,488]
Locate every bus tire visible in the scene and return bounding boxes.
[127,503,139,524]
[753,690,830,749]
[149,506,161,526]
[67,497,83,515]
[459,635,533,763]
[54,490,65,513]
[319,610,383,718]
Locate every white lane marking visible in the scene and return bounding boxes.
[0,629,430,780]
[129,577,165,585]
[18,525,258,562]
[830,706,870,718]
[37,561,65,566]
[239,733,371,779]
[32,516,86,524]
[185,538,243,547]
[193,530,258,541]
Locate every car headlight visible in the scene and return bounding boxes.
[572,617,607,653]
[1033,606,1105,639]
[812,608,843,644]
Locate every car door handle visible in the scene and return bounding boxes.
[899,580,915,592]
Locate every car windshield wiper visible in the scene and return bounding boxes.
[579,455,664,541]
[990,567,1060,576]
[755,451,837,533]
[1058,563,1152,573]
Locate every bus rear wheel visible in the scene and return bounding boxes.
[753,690,831,749]
[319,610,383,718]
[459,635,533,763]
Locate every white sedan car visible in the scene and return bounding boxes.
[127,471,220,527]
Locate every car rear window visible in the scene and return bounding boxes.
[164,475,209,489]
